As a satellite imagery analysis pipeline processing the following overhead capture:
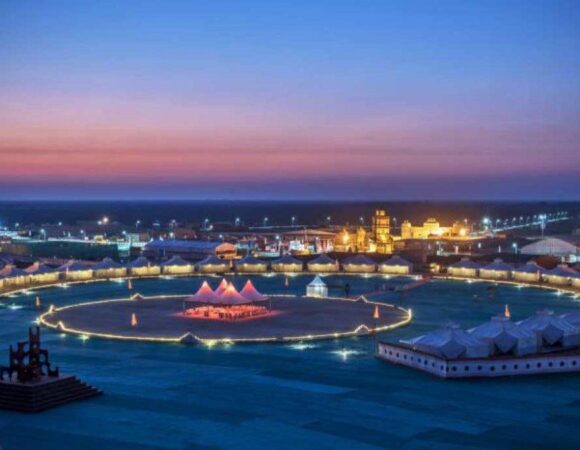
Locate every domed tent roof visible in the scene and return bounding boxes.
[468,316,537,355]
[24,263,57,274]
[449,258,481,270]
[161,256,191,267]
[240,280,268,302]
[196,255,228,267]
[308,254,337,266]
[185,281,220,304]
[343,255,376,266]
[214,278,230,296]
[235,255,266,266]
[401,323,490,359]
[57,260,91,272]
[512,261,546,274]
[127,256,153,268]
[380,255,413,267]
[272,255,302,265]
[482,259,513,271]
[93,257,123,270]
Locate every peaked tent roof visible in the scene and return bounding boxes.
[468,316,536,354]
[161,255,191,267]
[272,255,302,265]
[380,255,413,267]
[517,310,578,345]
[57,260,92,272]
[482,259,513,271]
[93,257,123,270]
[512,261,546,274]
[0,264,28,278]
[307,275,327,287]
[235,255,267,266]
[449,258,481,269]
[544,265,578,278]
[196,255,228,266]
[214,278,230,296]
[218,283,252,305]
[402,324,490,359]
[343,255,376,266]
[185,281,220,304]
[308,254,337,266]
[24,262,57,274]
[240,280,269,301]
[127,257,154,268]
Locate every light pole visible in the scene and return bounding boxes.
[263,217,269,227]
[291,216,296,227]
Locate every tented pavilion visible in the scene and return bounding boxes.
[479,259,513,280]
[0,265,29,288]
[512,261,546,283]
[196,255,230,274]
[542,265,578,286]
[161,256,194,275]
[342,255,377,273]
[271,255,303,273]
[307,254,338,273]
[25,263,60,285]
[58,260,93,281]
[401,323,490,359]
[447,258,481,278]
[517,310,580,348]
[126,257,161,277]
[235,255,268,273]
[214,278,229,296]
[184,280,269,321]
[378,255,413,275]
[306,276,328,297]
[468,316,538,356]
[93,258,127,279]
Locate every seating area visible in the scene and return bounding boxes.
[184,305,269,321]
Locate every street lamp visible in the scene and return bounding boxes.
[291,216,296,226]
[235,217,241,227]
[263,217,269,227]
[512,242,518,254]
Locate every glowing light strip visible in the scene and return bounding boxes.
[38,293,412,345]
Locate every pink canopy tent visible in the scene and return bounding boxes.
[214,278,229,296]
[185,281,220,304]
[239,280,268,302]
[218,283,252,305]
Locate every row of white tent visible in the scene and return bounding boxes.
[0,254,415,289]
[402,310,580,360]
[448,257,580,288]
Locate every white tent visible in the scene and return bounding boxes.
[342,255,376,273]
[271,255,303,273]
[306,276,328,297]
[479,259,513,280]
[127,257,161,276]
[517,310,580,347]
[468,316,538,356]
[378,255,413,275]
[195,255,229,274]
[512,261,545,283]
[307,254,338,273]
[402,323,490,359]
[161,255,194,274]
[235,255,268,273]
[448,258,481,278]
[239,280,269,302]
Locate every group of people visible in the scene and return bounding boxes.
[184,304,269,321]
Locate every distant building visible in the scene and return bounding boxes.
[372,210,393,254]
[401,218,470,240]
[143,240,236,261]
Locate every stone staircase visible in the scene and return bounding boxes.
[0,375,102,412]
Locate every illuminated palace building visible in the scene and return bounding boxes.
[334,211,472,254]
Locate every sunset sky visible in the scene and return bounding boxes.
[1,1,579,200]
